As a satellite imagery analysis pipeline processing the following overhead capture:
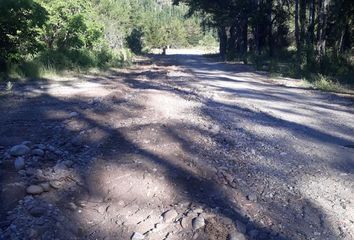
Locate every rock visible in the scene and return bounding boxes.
[45,151,59,161]
[228,232,246,240]
[69,112,79,118]
[181,217,192,229]
[29,229,39,238]
[49,181,61,189]
[33,144,46,150]
[68,202,78,210]
[131,232,145,240]
[71,136,84,147]
[192,216,205,230]
[193,208,204,214]
[162,209,178,222]
[40,182,51,192]
[10,145,30,156]
[14,157,25,170]
[22,141,32,147]
[152,223,167,233]
[29,207,46,217]
[32,149,44,156]
[247,193,257,202]
[235,220,247,234]
[53,163,68,172]
[62,160,74,167]
[26,185,44,195]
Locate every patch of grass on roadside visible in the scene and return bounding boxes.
[1,48,133,82]
[303,74,347,93]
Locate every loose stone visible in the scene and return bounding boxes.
[192,216,205,230]
[162,209,178,222]
[10,145,30,156]
[40,182,51,192]
[26,185,44,195]
[32,149,45,156]
[131,232,145,240]
[14,157,25,170]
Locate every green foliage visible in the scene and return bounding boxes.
[175,0,354,88]
[94,0,216,51]
[127,29,144,54]
[307,74,344,93]
[38,0,103,50]
[0,0,47,70]
[0,0,216,79]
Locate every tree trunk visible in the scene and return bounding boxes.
[317,0,329,60]
[295,0,300,54]
[227,24,237,60]
[268,0,273,57]
[306,0,315,63]
[218,26,227,61]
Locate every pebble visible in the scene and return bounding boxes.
[193,208,204,214]
[162,209,178,222]
[14,157,25,170]
[26,185,44,195]
[22,141,32,147]
[40,182,51,192]
[33,144,46,150]
[131,232,145,240]
[153,223,166,233]
[62,160,74,167]
[69,112,79,118]
[29,207,46,217]
[192,216,205,230]
[228,232,246,240]
[181,217,192,229]
[68,202,78,210]
[10,145,30,156]
[247,193,257,202]
[235,220,247,234]
[32,149,45,156]
[49,181,61,189]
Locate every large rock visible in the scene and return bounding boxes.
[10,145,30,156]
[26,185,44,195]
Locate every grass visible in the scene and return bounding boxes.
[1,48,133,82]
[302,74,351,93]
[246,50,354,94]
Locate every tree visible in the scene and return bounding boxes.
[38,0,103,51]
[0,0,47,70]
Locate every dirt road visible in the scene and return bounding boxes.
[0,52,353,240]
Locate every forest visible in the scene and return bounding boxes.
[1,1,354,240]
[175,0,354,87]
[0,0,353,86]
[0,0,216,78]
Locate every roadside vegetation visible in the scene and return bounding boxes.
[175,0,354,92]
[0,0,217,80]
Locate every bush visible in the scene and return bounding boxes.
[126,29,144,54]
[308,74,343,92]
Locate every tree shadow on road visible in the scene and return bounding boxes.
[0,56,351,239]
